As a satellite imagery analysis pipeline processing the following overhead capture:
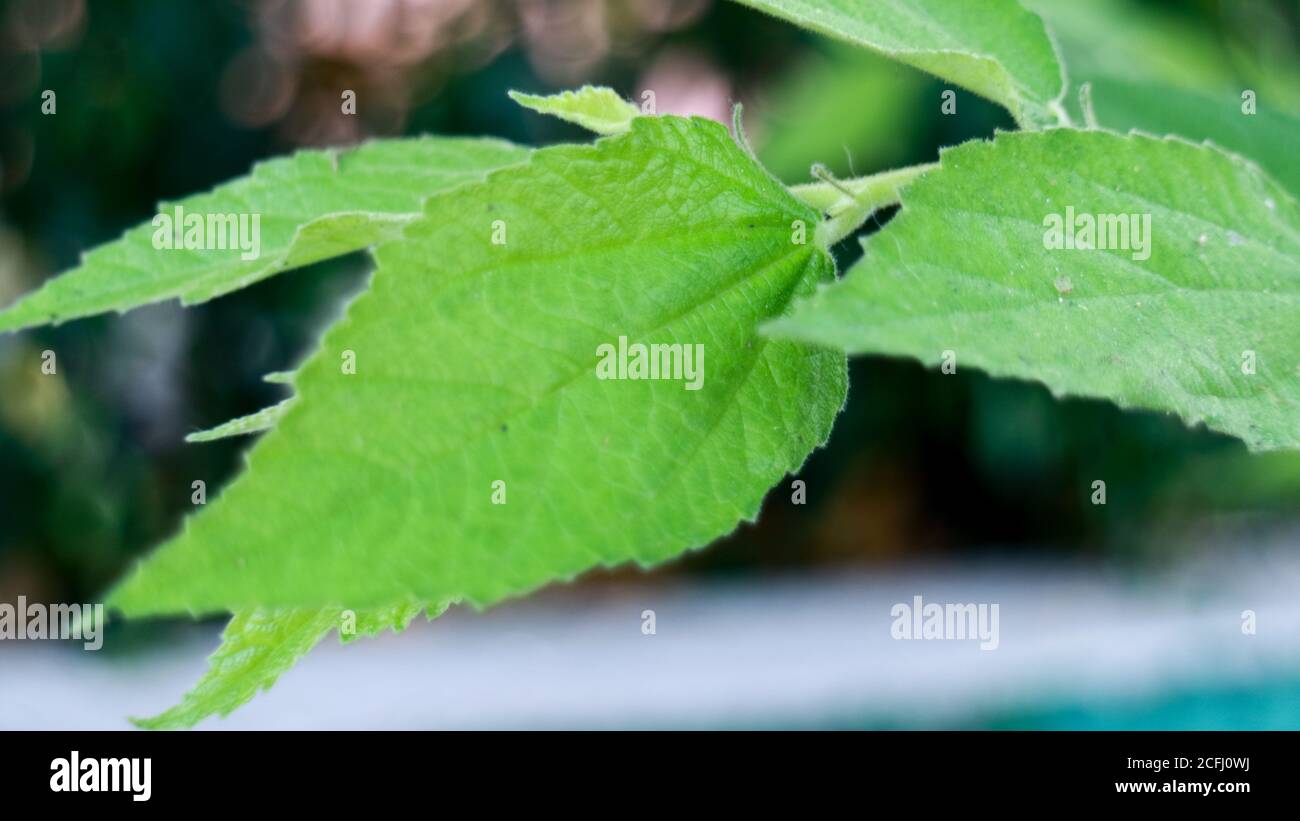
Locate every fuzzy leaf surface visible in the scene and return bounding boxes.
[109,116,847,614]
[769,129,1300,450]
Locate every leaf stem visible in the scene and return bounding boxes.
[790,162,938,249]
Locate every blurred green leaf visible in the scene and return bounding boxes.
[1085,79,1300,198]
[757,45,928,182]
[733,0,1066,127]
[1029,0,1300,195]
[0,138,529,334]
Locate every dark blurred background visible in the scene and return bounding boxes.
[0,0,1297,641]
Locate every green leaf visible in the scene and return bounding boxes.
[108,115,847,615]
[186,398,295,443]
[509,86,640,135]
[0,138,529,334]
[768,129,1300,451]
[134,602,440,730]
[732,0,1067,128]
[185,364,310,444]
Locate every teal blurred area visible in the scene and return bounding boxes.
[986,680,1300,731]
[0,0,1297,729]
